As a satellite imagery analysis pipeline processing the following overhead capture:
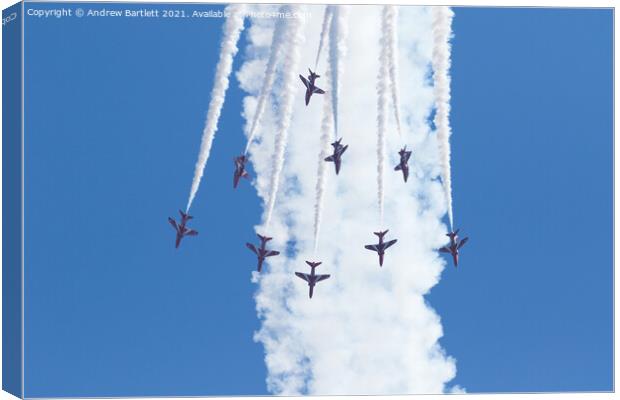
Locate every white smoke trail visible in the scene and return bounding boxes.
[328,6,349,137]
[314,6,333,69]
[263,6,306,227]
[431,6,455,229]
[376,8,389,226]
[186,4,246,211]
[313,65,334,253]
[385,5,403,137]
[244,9,288,155]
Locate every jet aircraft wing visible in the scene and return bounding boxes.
[299,75,309,88]
[246,243,258,254]
[365,244,379,252]
[315,274,330,282]
[168,218,178,230]
[384,239,397,249]
[295,272,311,282]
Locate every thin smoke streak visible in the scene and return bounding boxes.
[377,7,389,226]
[244,8,287,155]
[385,5,402,137]
[328,6,349,138]
[431,6,455,229]
[263,6,306,227]
[186,4,246,211]
[315,6,333,69]
[313,66,335,253]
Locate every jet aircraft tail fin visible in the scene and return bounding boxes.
[305,261,322,268]
[373,230,389,238]
[257,234,273,243]
[446,229,459,238]
[179,210,193,220]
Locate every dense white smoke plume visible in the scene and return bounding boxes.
[385,5,403,137]
[328,6,349,136]
[186,4,246,211]
[263,6,306,227]
[237,5,459,395]
[431,6,455,229]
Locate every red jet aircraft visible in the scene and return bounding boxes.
[364,230,398,267]
[295,261,330,299]
[439,229,469,267]
[324,138,348,175]
[246,234,280,272]
[168,210,198,248]
[394,146,412,182]
[233,154,250,189]
[299,68,325,106]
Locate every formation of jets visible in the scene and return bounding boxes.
[295,261,331,298]
[298,67,413,181]
[299,69,325,106]
[168,210,198,248]
[170,68,469,299]
[439,229,469,267]
[324,138,348,175]
[246,234,280,272]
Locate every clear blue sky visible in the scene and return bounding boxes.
[429,7,613,393]
[22,3,612,397]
